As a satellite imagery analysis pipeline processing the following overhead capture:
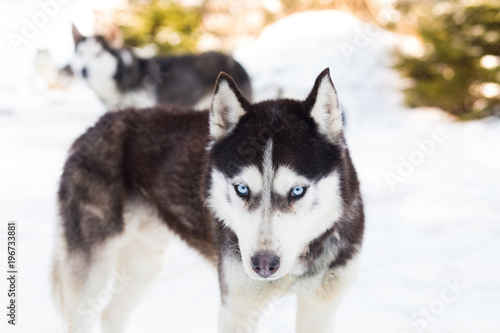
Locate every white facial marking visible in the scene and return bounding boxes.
[269,170,343,278]
[208,142,344,281]
[233,165,263,193]
[273,166,309,196]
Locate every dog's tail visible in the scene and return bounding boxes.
[57,111,128,255]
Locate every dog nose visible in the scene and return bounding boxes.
[81,67,88,78]
[251,251,280,278]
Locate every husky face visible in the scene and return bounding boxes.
[207,69,346,280]
[70,25,122,107]
[71,36,118,83]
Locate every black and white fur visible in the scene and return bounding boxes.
[70,25,252,109]
[52,68,364,332]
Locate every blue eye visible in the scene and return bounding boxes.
[291,186,305,198]
[235,184,249,197]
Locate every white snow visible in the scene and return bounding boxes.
[1,9,500,333]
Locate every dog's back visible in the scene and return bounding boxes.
[150,52,252,107]
[53,106,217,331]
[57,106,214,255]
[71,25,253,109]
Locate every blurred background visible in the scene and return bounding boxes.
[0,0,499,332]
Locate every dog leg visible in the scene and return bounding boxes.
[52,236,122,333]
[296,290,345,333]
[295,256,359,333]
[100,237,169,333]
[218,298,271,333]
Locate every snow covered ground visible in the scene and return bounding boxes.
[1,9,500,333]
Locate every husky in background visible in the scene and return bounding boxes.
[52,68,364,333]
[70,24,252,109]
[32,50,74,91]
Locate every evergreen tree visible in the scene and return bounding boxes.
[117,0,204,55]
[394,0,500,120]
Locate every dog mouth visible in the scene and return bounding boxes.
[245,268,286,281]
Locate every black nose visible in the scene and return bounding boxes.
[251,251,280,278]
[81,67,88,78]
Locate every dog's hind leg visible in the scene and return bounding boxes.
[100,238,169,333]
[52,111,129,332]
[100,199,173,333]
[52,231,123,333]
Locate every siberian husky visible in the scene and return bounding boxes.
[52,68,364,332]
[70,25,252,109]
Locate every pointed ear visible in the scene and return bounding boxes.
[306,68,343,140]
[105,23,123,48]
[210,72,249,140]
[72,24,84,45]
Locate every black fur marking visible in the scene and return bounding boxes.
[270,192,292,213]
[211,98,342,180]
[246,193,262,212]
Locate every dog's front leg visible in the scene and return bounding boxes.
[296,290,345,333]
[218,282,277,333]
[218,301,260,333]
[217,257,275,333]
[296,257,359,333]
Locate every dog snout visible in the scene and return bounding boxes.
[81,67,88,78]
[251,251,280,278]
